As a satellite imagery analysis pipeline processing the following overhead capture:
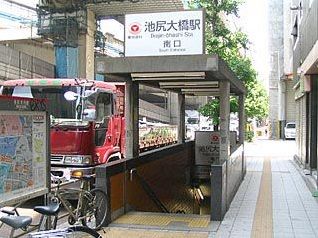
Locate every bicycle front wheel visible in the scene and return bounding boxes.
[81,188,108,230]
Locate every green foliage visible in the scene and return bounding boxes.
[245,130,254,142]
[245,81,269,119]
[189,0,269,123]
[198,98,220,125]
[198,97,238,126]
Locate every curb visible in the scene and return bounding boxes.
[293,155,318,197]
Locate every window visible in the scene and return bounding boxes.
[292,16,298,46]
[286,123,296,129]
[2,86,79,119]
[96,93,113,122]
[94,92,113,146]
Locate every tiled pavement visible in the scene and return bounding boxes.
[215,157,263,238]
[104,212,214,238]
[102,227,211,238]
[103,140,318,238]
[216,140,318,238]
[2,140,318,237]
[271,158,318,237]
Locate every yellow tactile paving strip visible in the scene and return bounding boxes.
[100,227,209,238]
[113,213,210,228]
[251,157,273,238]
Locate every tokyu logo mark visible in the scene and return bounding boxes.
[211,135,219,142]
[129,22,142,35]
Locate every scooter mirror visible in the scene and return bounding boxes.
[64,91,78,101]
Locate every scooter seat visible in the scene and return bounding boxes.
[34,203,59,216]
[0,215,32,229]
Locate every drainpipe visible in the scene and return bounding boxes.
[278,77,286,139]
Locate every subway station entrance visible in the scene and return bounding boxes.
[94,54,246,232]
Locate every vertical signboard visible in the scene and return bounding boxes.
[125,10,204,56]
[0,96,49,206]
[194,131,220,179]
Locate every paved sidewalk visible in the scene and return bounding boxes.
[216,140,318,238]
[3,140,317,238]
[103,140,318,238]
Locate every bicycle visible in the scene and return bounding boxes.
[0,202,59,238]
[28,225,102,238]
[51,173,108,230]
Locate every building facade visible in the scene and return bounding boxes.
[268,0,284,139]
[293,0,318,173]
[268,0,297,139]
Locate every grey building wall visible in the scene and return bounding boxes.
[285,79,296,122]
[268,0,296,139]
[283,0,296,126]
[139,99,170,123]
[292,0,318,170]
[3,40,55,65]
[284,0,293,74]
[268,0,284,139]
[292,0,318,77]
[0,44,55,81]
[298,0,318,63]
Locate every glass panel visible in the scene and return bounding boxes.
[286,123,296,128]
[3,86,80,120]
[96,93,113,122]
[94,93,113,146]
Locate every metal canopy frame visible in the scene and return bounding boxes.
[96,54,246,96]
[95,54,246,162]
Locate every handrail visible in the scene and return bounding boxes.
[131,170,169,213]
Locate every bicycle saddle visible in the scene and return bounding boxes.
[34,203,60,216]
[0,215,32,229]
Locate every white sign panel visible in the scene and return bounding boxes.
[195,131,220,166]
[125,10,204,56]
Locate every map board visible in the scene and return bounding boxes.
[0,96,49,206]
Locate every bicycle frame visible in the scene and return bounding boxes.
[52,177,92,225]
[0,176,97,237]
